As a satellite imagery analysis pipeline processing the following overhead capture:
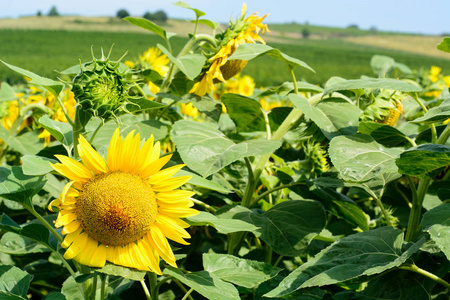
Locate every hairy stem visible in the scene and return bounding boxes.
[399,264,450,289]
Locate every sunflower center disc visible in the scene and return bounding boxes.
[77,171,157,246]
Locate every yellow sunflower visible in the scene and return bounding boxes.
[190,4,268,96]
[49,129,198,274]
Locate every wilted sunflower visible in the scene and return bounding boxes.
[49,129,198,274]
[190,4,268,96]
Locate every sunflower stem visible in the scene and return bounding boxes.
[173,279,194,300]
[249,182,307,207]
[437,122,450,145]
[412,93,437,143]
[140,280,152,300]
[398,264,450,289]
[91,275,98,299]
[405,177,431,242]
[88,120,104,145]
[100,274,107,300]
[72,106,83,159]
[26,204,63,243]
[148,272,158,300]
[181,288,194,300]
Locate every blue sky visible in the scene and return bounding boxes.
[3,0,449,35]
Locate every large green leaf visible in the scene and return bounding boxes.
[203,253,281,288]
[123,17,168,40]
[411,98,450,124]
[6,131,44,155]
[176,170,230,194]
[163,267,240,300]
[0,60,64,98]
[171,120,281,177]
[310,185,370,230]
[221,93,265,132]
[61,277,83,300]
[437,37,450,53]
[44,293,67,300]
[260,81,323,97]
[38,115,73,146]
[370,55,395,76]
[324,78,421,95]
[421,204,450,260]
[218,201,327,256]
[125,97,167,113]
[358,121,411,147]
[265,227,425,298]
[329,134,402,182]
[346,172,401,202]
[158,44,205,80]
[22,155,57,176]
[227,43,314,72]
[174,1,206,18]
[0,231,50,255]
[186,211,258,234]
[95,263,146,281]
[396,144,450,177]
[0,265,32,300]
[0,82,16,101]
[290,95,361,140]
[0,166,46,204]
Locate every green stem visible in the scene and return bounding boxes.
[55,93,75,126]
[250,182,307,207]
[374,195,393,227]
[405,177,431,242]
[148,272,158,300]
[140,280,151,300]
[399,264,450,289]
[27,205,63,243]
[173,279,194,300]
[412,93,437,143]
[181,288,194,300]
[91,275,98,299]
[100,274,106,300]
[437,122,450,145]
[88,121,104,144]
[273,255,283,268]
[191,198,216,213]
[72,106,83,159]
[240,157,256,208]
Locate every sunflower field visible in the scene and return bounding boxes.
[1,2,450,300]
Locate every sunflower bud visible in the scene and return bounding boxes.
[72,49,133,119]
[376,100,403,127]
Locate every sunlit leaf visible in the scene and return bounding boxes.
[158,44,205,80]
[221,93,265,132]
[358,121,411,147]
[172,120,281,177]
[0,265,32,299]
[174,1,206,18]
[411,98,450,124]
[96,263,146,281]
[123,17,167,40]
[0,82,16,101]
[290,94,362,140]
[0,60,64,98]
[421,204,450,260]
[164,267,240,300]
[227,43,314,72]
[187,211,258,234]
[0,166,46,204]
[203,253,281,288]
[323,78,422,95]
[38,115,73,146]
[437,37,450,53]
[265,227,425,297]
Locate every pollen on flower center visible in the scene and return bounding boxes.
[77,171,157,246]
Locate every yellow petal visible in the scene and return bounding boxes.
[151,176,191,192]
[63,232,89,259]
[62,220,81,235]
[155,216,190,245]
[158,206,199,218]
[107,128,123,171]
[148,227,176,267]
[148,164,185,185]
[74,237,98,265]
[77,134,108,174]
[140,155,172,179]
[130,134,154,174]
[88,243,107,268]
[51,163,90,183]
[54,155,93,180]
[119,130,139,172]
[61,227,83,248]
[156,190,196,203]
[106,245,115,263]
[139,236,162,275]
[55,212,77,228]
[129,242,150,271]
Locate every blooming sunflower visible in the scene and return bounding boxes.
[190,4,268,96]
[49,129,198,274]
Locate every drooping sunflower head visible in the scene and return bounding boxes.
[49,129,199,273]
[361,90,404,127]
[190,4,268,96]
[72,49,135,119]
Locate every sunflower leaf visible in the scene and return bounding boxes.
[227,43,314,72]
[163,267,240,300]
[123,17,167,41]
[172,120,281,177]
[38,115,73,146]
[323,78,422,95]
[186,211,258,234]
[421,204,450,260]
[158,44,205,80]
[0,166,47,204]
[0,265,32,299]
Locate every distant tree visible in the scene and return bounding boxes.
[116,9,130,19]
[153,10,168,22]
[143,11,154,21]
[302,26,310,39]
[143,10,168,22]
[47,6,59,17]
[347,24,359,30]
[37,10,42,16]
[369,26,378,34]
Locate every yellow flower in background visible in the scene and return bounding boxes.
[190,4,268,96]
[259,98,283,111]
[429,66,441,83]
[213,75,255,100]
[443,76,450,87]
[180,102,199,118]
[49,129,198,273]
[140,47,170,77]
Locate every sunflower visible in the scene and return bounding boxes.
[190,4,268,96]
[49,129,198,274]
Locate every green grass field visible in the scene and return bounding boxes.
[1,29,450,87]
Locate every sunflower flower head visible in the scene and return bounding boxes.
[49,129,199,273]
[190,3,268,96]
[72,48,135,119]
